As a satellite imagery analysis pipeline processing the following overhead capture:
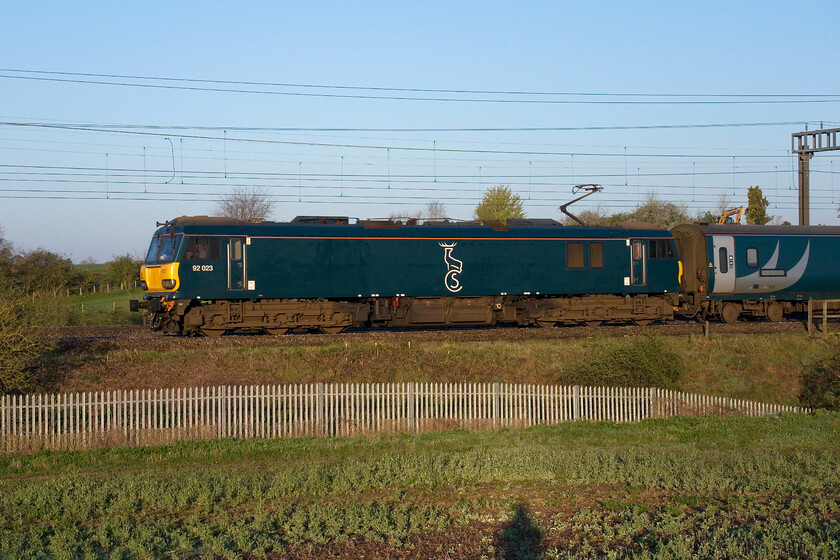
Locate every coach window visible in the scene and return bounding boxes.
[746,247,759,268]
[183,237,220,260]
[589,242,603,268]
[567,242,584,269]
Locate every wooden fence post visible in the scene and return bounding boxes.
[650,387,658,419]
[492,382,500,429]
[316,383,325,436]
[221,385,227,438]
[573,386,581,420]
[408,382,416,433]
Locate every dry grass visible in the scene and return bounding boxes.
[34,331,831,406]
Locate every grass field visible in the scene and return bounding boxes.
[29,288,145,326]
[65,288,143,313]
[1,413,838,558]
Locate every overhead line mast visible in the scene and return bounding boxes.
[792,127,840,225]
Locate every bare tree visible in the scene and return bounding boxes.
[423,201,448,220]
[388,201,448,223]
[214,187,275,221]
[627,192,690,229]
[0,224,11,260]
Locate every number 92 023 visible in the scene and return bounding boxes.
[192,265,214,272]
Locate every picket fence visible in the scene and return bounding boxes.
[0,383,807,453]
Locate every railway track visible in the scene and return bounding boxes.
[42,318,817,349]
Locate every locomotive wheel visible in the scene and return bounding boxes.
[321,326,344,334]
[536,320,556,328]
[721,303,741,324]
[584,321,602,327]
[766,302,784,323]
[266,328,288,335]
[633,319,652,326]
[201,328,226,337]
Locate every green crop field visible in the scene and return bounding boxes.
[2,413,838,559]
[66,288,144,313]
[27,288,145,326]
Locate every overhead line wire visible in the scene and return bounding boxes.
[0,122,800,158]
[1,69,839,104]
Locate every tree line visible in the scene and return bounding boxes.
[471,184,781,228]
[215,184,782,229]
[0,227,143,393]
[0,233,141,297]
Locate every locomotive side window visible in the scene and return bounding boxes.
[567,242,584,269]
[589,242,603,269]
[719,248,728,273]
[632,240,642,260]
[230,238,243,261]
[183,237,220,260]
[649,239,675,259]
[746,247,759,268]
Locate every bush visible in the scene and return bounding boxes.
[0,292,53,392]
[560,335,684,388]
[800,342,840,410]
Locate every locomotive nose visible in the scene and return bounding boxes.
[140,262,180,292]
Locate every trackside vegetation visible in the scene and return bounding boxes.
[42,332,830,409]
[1,413,838,558]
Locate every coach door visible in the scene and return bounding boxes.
[711,235,736,294]
[227,237,248,290]
[630,239,646,286]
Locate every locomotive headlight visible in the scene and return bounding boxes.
[161,279,176,290]
[140,281,148,290]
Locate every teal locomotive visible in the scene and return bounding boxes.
[132,216,681,335]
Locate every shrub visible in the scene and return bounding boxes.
[0,291,53,392]
[560,335,684,388]
[800,342,840,410]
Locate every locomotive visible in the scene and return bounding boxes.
[131,216,680,335]
[130,215,840,335]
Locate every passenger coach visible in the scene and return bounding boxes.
[671,223,840,322]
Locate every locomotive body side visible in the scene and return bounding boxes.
[134,217,680,335]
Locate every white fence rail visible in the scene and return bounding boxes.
[0,383,807,453]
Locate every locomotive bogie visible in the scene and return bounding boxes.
[145,293,677,335]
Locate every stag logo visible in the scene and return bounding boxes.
[439,242,463,293]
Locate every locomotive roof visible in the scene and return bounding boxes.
[157,215,672,237]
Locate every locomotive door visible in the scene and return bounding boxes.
[630,239,646,285]
[227,237,247,290]
[711,235,735,294]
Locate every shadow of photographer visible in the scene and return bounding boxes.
[499,504,544,559]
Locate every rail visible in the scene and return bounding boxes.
[0,383,808,453]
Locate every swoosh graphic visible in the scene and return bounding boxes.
[733,241,809,293]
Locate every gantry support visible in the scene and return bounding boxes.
[792,127,840,225]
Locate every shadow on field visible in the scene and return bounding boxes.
[499,504,544,560]
[33,338,116,391]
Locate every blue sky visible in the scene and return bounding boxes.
[1,1,838,261]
